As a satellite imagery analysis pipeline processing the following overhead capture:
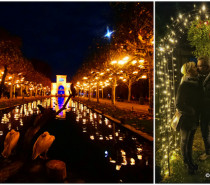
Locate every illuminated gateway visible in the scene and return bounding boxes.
[51,75,71,96]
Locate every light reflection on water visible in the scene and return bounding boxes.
[0,97,152,180]
[70,101,152,173]
[51,97,70,119]
[0,98,51,142]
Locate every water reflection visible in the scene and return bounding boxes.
[51,97,70,119]
[0,98,50,143]
[69,100,153,176]
[0,97,152,182]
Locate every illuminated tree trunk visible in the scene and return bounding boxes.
[26,85,28,95]
[88,85,91,100]
[96,82,99,103]
[10,84,12,99]
[91,89,93,98]
[0,65,8,98]
[148,56,153,114]
[13,85,16,98]
[20,85,23,97]
[111,76,117,105]
[102,87,104,99]
[128,78,132,103]
[10,75,14,99]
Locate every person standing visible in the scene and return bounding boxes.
[176,62,202,174]
[197,56,210,160]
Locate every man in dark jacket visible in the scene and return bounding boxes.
[197,56,210,160]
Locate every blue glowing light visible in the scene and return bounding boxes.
[58,85,64,94]
[59,85,64,90]
[104,26,114,39]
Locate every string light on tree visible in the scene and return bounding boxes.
[156,4,210,178]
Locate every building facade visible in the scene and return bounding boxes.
[51,75,71,96]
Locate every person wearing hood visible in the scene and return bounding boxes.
[176,61,202,174]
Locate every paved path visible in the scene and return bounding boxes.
[79,97,150,114]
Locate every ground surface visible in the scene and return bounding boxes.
[156,127,210,183]
[80,97,150,113]
[75,97,153,137]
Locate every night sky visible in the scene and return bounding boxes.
[156,2,210,40]
[0,2,113,82]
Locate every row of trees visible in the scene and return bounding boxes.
[72,2,153,111]
[0,28,51,99]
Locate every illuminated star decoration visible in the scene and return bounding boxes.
[104,26,114,39]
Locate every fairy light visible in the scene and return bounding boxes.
[156,4,209,178]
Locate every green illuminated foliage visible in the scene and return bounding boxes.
[188,19,210,57]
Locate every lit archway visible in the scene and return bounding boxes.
[156,3,210,178]
[58,85,64,95]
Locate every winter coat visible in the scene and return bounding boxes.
[201,73,210,111]
[176,77,202,130]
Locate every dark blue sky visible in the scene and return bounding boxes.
[0,2,113,81]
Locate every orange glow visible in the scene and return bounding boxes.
[132,60,137,64]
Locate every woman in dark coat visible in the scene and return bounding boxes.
[176,62,202,174]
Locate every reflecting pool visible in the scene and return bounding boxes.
[0,97,152,183]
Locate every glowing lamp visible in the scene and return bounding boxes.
[123,56,129,61]
[118,60,126,65]
[111,61,117,64]
[132,60,137,64]
[141,75,147,79]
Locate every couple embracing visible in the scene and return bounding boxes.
[176,56,210,174]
